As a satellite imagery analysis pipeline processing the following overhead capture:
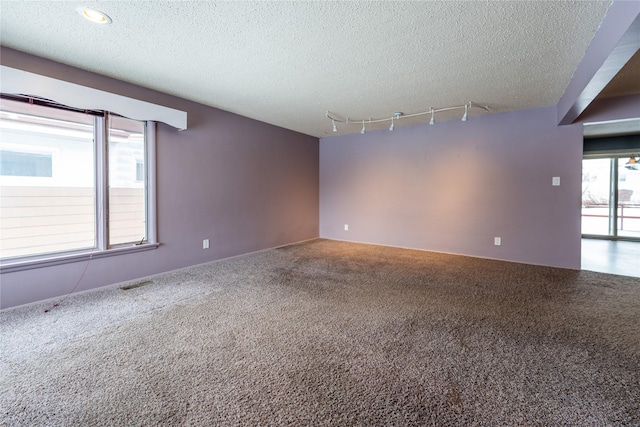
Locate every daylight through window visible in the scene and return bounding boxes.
[0,98,155,261]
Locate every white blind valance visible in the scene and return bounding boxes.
[0,65,187,130]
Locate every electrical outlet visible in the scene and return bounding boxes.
[494,237,501,246]
[344,224,349,231]
[203,239,210,249]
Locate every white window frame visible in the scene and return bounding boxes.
[0,112,159,273]
[98,115,158,250]
[0,65,185,273]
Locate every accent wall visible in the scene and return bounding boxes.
[320,106,584,269]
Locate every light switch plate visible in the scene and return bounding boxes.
[552,177,560,186]
[494,237,501,246]
[344,224,349,231]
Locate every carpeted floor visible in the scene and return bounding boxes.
[1,239,639,426]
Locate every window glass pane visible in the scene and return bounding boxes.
[581,158,611,236]
[618,157,640,238]
[135,161,144,182]
[0,99,96,259]
[1,150,52,177]
[108,115,146,246]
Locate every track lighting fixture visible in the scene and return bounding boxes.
[626,155,639,170]
[326,102,488,133]
[389,112,402,131]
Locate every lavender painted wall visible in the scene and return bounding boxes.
[320,106,584,269]
[0,48,319,309]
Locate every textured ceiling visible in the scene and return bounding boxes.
[0,1,614,137]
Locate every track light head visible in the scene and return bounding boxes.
[361,121,366,134]
[389,112,402,131]
[429,110,435,125]
[332,119,337,132]
[461,104,468,122]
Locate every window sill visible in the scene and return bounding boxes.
[0,243,159,274]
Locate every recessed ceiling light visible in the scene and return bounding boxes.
[76,6,112,24]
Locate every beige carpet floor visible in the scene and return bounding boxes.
[1,239,639,426]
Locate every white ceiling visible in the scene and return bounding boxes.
[0,1,613,137]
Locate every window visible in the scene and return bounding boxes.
[108,116,146,246]
[582,155,640,240]
[0,150,53,177]
[135,161,144,182]
[0,98,157,265]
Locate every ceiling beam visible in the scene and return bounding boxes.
[557,0,640,126]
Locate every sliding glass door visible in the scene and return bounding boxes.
[617,157,640,238]
[582,155,640,240]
